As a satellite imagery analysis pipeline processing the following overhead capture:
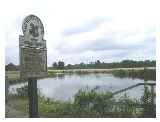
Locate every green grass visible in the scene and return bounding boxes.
[7,95,28,113]
[5,71,21,85]
[6,86,156,118]
[6,71,57,85]
[6,67,156,117]
[111,68,156,81]
[6,71,20,80]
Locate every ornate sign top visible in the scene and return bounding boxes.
[21,15,46,49]
[22,15,44,36]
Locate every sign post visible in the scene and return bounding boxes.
[19,15,47,118]
[28,77,38,117]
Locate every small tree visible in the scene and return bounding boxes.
[95,60,101,68]
[52,62,58,69]
[58,61,65,69]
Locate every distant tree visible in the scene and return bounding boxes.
[67,64,73,69]
[58,61,65,69]
[51,60,156,69]
[52,62,58,68]
[5,63,19,71]
[96,60,101,64]
[95,60,101,68]
[79,62,85,69]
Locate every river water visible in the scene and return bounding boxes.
[9,73,155,102]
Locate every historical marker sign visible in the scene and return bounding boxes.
[19,15,47,80]
[19,15,47,117]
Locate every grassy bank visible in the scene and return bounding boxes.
[6,67,156,85]
[6,85,155,118]
[5,71,21,85]
[111,68,156,81]
[48,67,155,74]
[6,67,156,117]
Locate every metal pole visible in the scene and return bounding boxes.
[5,76,8,104]
[5,76,9,117]
[151,85,155,105]
[28,77,38,118]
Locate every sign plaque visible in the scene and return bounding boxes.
[19,15,47,80]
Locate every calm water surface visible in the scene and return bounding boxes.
[9,73,155,101]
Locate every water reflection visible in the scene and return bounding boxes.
[56,73,65,80]
[9,73,155,102]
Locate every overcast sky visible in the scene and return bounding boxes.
[4,0,157,66]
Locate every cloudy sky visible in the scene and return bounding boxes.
[4,0,157,66]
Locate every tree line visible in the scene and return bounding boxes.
[5,60,156,71]
[51,60,156,70]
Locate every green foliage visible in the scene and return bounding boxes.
[140,81,156,117]
[52,61,65,69]
[5,63,19,71]
[15,85,40,98]
[112,69,156,81]
[52,62,58,69]
[60,60,155,69]
[73,88,138,117]
[114,94,137,117]
[74,87,113,112]
[9,85,156,117]
[5,71,21,85]
[47,70,57,77]
[16,85,28,97]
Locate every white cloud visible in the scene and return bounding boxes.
[3,0,157,66]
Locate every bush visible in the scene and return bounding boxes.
[12,85,156,117]
[111,69,156,81]
[73,87,139,117]
[16,85,28,97]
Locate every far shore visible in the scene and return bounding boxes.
[5,67,155,80]
[6,67,156,75]
[48,67,156,72]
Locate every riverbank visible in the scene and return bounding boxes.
[6,67,156,117]
[48,67,155,73]
[6,86,155,118]
[111,68,156,81]
[6,67,156,85]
